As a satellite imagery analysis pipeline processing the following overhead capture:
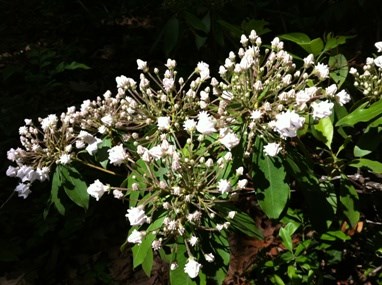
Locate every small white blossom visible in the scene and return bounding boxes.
[325,84,338,97]
[228,211,236,219]
[311,100,334,119]
[335,90,351,106]
[374,56,382,68]
[87,179,109,201]
[196,111,216,134]
[314,63,330,80]
[263,142,281,157]
[41,114,58,131]
[126,206,148,226]
[237,179,248,189]
[85,138,102,155]
[236,167,244,176]
[376,42,382,52]
[303,54,314,67]
[57,154,71,165]
[108,144,129,166]
[218,179,231,194]
[204,253,215,263]
[274,110,305,138]
[183,118,197,132]
[101,114,113,126]
[250,110,262,120]
[127,230,145,244]
[15,183,31,199]
[136,59,148,72]
[165,59,176,69]
[163,78,175,92]
[184,258,201,279]
[170,263,178,270]
[152,239,162,250]
[189,236,199,247]
[196,61,210,81]
[112,190,124,199]
[219,129,240,150]
[6,166,18,177]
[157,116,171,130]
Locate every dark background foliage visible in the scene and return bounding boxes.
[1,0,382,284]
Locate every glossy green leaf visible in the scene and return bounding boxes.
[312,116,334,148]
[142,246,154,277]
[51,168,65,215]
[169,245,197,285]
[132,233,156,268]
[255,153,290,219]
[349,158,382,174]
[329,54,348,88]
[336,99,382,127]
[279,33,324,56]
[279,223,299,252]
[340,178,360,228]
[59,165,89,210]
[320,230,350,241]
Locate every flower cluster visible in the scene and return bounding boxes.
[350,41,382,101]
[6,30,354,280]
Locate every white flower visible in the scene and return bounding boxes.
[101,114,113,126]
[219,129,240,150]
[239,48,255,70]
[6,166,18,177]
[216,224,224,231]
[108,144,129,166]
[311,100,334,119]
[152,239,162,250]
[303,54,314,68]
[157,116,171,130]
[163,78,174,92]
[170,263,178,270]
[126,206,148,226]
[7,148,19,162]
[196,61,210,81]
[228,211,236,219]
[263,142,281,157]
[87,179,109,201]
[184,258,201,279]
[165,59,176,69]
[204,253,215,263]
[41,114,58,131]
[335,90,351,106]
[236,167,244,176]
[113,190,124,199]
[15,183,31,199]
[314,63,329,80]
[196,111,216,134]
[57,154,71,165]
[16,165,37,182]
[274,110,305,138]
[296,87,317,106]
[116,75,136,89]
[374,56,382,68]
[183,119,197,132]
[127,230,145,244]
[149,145,165,160]
[375,41,382,52]
[218,179,231,194]
[85,138,102,155]
[237,179,248,189]
[136,59,148,72]
[189,236,198,247]
[36,167,50,182]
[250,110,262,120]
[325,84,337,97]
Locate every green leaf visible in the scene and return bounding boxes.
[353,145,372,157]
[271,274,286,285]
[340,178,360,228]
[254,144,290,219]
[279,223,299,252]
[51,167,65,215]
[163,16,179,56]
[217,20,242,38]
[279,33,323,56]
[55,61,90,73]
[184,12,209,34]
[349,158,382,174]
[320,230,350,241]
[324,33,350,52]
[329,54,348,88]
[169,245,197,285]
[59,165,89,210]
[214,204,263,239]
[95,137,112,168]
[311,116,334,148]
[142,246,154,277]
[336,99,382,127]
[132,233,156,268]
